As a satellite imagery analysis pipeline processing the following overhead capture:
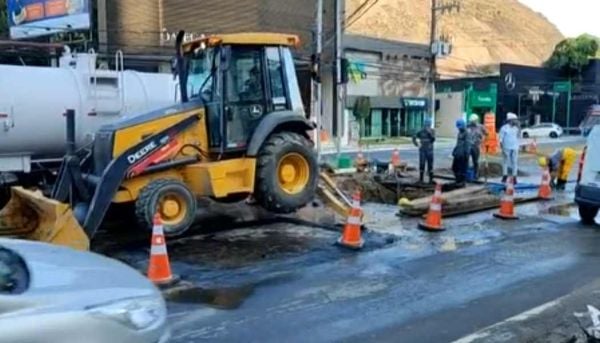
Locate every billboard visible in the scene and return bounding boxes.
[7,0,90,39]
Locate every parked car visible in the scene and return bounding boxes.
[521,123,564,139]
[575,125,600,225]
[0,239,170,343]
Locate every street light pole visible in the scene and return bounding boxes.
[429,0,437,124]
[314,0,323,162]
[333,0,343,157]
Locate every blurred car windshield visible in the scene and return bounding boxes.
[0,246,29,295]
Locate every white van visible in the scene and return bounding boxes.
[576,125,600,224]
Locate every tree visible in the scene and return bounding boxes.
[0,0,7,38]
[546,34,599,76]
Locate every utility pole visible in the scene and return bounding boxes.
[430,0,460,124]
[429,0,438,124]
[333,0,343,156]
[313,0,324,162]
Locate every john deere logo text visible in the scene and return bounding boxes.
[128,141,158,165]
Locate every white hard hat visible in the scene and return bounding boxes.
[507,112,518,120]
[469,114,479,122]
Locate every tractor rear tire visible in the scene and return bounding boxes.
[255,132,317,214]
[135,179,197,237]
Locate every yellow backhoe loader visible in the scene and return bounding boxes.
[0,32,319,250]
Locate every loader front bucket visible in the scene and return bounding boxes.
[0,187,89,251]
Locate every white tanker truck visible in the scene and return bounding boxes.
[0,49,179,204]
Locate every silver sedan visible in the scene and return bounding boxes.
[0,238,169,343]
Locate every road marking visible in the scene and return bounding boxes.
[452,299,562,343]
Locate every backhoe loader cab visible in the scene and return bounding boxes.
[176,33,309,154]
[0,32,318,250]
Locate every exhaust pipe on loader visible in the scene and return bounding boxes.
[0,187,89,250]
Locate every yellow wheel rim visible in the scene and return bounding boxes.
[158,193,187,226]
[277,153,310,195]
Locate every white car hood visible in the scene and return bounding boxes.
[0,239,159,313]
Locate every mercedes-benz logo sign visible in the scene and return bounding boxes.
[505,72,516,91]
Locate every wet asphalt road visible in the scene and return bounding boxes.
[165,214,600,343]
[112,136,587,342]
[158,137,592,343]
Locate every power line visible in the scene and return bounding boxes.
[346,0,372,24]
[346,0,380,29]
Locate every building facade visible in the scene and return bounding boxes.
[99,0,337,70]
[321,34,431,145]
[436,62,600,135]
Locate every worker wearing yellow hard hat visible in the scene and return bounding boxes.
[538,147,578,190]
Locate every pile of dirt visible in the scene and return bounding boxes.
[347,0,564,76]
[436,161,529,178]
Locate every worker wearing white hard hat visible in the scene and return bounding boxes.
[467,114,488,179]
[499,112,521,183]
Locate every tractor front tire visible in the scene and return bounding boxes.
[135,179,197,237]
[255,132,318,214]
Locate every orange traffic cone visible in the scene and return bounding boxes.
[494,177,519,220]
[320,130,330,143]
[538,167,553,200]
[337,191,364,249]
[419,182,445,232]
[147,214,175,285]
[391,149,401,168]
[528,138,538,153]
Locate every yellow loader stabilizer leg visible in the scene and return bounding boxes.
[0,187,89,251]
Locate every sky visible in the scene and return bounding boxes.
[519,0,600,37]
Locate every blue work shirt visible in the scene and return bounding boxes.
[499,124,520,150]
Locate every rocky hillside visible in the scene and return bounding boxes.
[347,0,564,77]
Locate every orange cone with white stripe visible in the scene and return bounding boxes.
[147,214,175,285]
[419,182,445,232]
[538,167,553,200]
[391,149,401,168]
[337,191,364,249]
[494,177,519,220]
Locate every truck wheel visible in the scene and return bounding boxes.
[255,132,317,214]
[579,205,599,225]
[135,179,197,236]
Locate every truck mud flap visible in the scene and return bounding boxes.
[0,187,89,251]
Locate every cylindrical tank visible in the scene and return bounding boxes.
[0,53,178,159]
